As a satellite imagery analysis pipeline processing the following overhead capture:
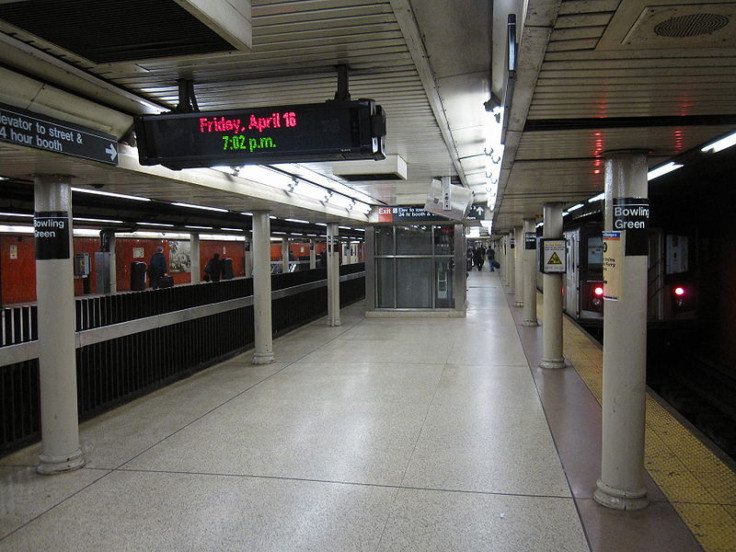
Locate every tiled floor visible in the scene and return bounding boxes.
[0,270,705,551]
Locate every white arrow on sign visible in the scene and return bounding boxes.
[105,144,118,161]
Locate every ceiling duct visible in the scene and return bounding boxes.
[332,155,407,182]
[0,0,251,64]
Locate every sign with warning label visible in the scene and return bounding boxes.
[540,239,566,273]
[603,231,622,300]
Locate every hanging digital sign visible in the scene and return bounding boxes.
[134,99,386,169]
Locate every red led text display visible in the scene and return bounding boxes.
[135,100,385,169]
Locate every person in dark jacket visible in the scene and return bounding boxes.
[148,246,167,289]
[204,252,223,282]
[472,247,484,271]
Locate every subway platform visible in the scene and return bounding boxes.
[1,269,733,551]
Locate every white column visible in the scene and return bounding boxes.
[309,238,317,269]
[108,233,117,293]
[506,233,515,292]
[522,218,538,326]
[190,233,201,284]
[244,232,253,277]
[281,237,289,273]
[594,150,650,510]
[326,223,341,326]
[252,211,274,364]
[514,226,524,307]
[34,174,85,474]
[540,203,565,369]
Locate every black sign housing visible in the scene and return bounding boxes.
[135,100,386,169]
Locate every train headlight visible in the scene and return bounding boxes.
[592,285,604,307]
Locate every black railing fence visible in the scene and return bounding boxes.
[1,266,364,456]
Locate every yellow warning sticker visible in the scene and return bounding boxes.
[548,251,562,265]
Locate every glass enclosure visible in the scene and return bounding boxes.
[374,225,456,309]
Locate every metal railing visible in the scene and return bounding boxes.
[1,265,364,456]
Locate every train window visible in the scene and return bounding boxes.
[587,236,603,270]
[666,234,689,274]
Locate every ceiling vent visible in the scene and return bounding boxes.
[598,1,736,50]
[333,155,408,182]
[654,13,729,37]
[0,0,251,64]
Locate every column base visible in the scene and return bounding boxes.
[594,479,649,510]
[326,319,342,327]
[522,319,539,327]
[539,357,566,369]
[252,352,274,365]
[37,449,85,475]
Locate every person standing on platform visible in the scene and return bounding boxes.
[487,247,496,271]
[473,247,485,271]
[148,246,167,289]
[204,252,223,282]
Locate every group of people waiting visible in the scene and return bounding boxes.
[466,245,497,272]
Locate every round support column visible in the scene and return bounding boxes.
[506,233,515,292]
[522,218,538,326]
[540,203,565,369]
[309,238,317,269]
[34,174,85,474]
[514,226,524,307]
[281,237,289,274]
[244,232,253,277]
[326,223,341,326]
[190,233,201,284]
[594,151,650,510]
[251,211,274,364]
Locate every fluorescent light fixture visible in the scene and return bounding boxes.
[238,165,294,190]
[220,227,243,232]
[647,161,683,181]
[172,202,228,213]
[567,203,584,212]
[285,218,309,224]
[0,212,32,218]
[329,194,354,209]
[141,222,175,228]
[314,222,327,227]
[701,131,736,153]
[74,217,124,224]
[0,225,33,233]
[185,225,213,230]
[338,226,352,230]
[588,193,605,202]
[241,211,253,216]
[72,187,151,202]
[272,163,378,205]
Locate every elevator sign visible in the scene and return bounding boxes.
[540,239,566,273]
[0,102,118,165]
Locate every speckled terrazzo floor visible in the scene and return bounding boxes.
[0,270,703,551]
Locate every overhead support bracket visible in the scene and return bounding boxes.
[334,65,351,102]
[175,79,199,113]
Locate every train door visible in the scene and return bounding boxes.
[563,229,579,316]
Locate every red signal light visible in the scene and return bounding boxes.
[594,286,604,297]
[673,286,686,297]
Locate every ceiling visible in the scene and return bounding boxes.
[0,0,735,234]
